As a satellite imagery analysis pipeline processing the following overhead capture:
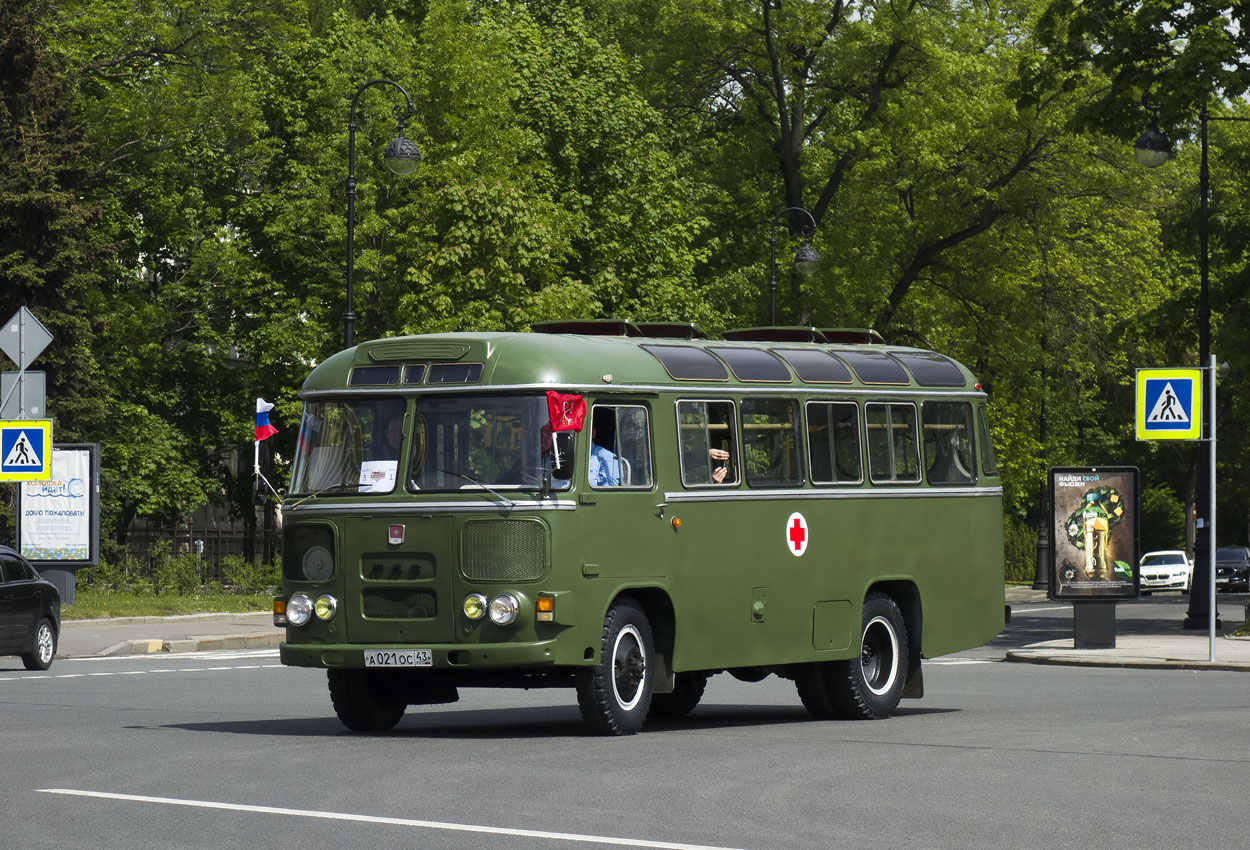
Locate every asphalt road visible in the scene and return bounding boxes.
[1,598,1246,850]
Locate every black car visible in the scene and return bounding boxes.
[0,546,60,669]
[1214,545,1250,593]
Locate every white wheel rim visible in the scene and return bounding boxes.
[611,624,647,711]
[861,615,899,696]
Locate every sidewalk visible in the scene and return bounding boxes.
[58,611,281,658]
[1004,585,1250,671]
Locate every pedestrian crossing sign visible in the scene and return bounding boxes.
[1136,369,1202,441]
[0,419,52,480]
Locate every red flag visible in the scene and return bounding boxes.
[546,391,586,432]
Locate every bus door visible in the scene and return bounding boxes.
[579,403,664,578]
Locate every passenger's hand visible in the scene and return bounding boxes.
[709,449,729,461]
[712,465,727,483]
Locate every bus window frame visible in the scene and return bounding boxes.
[740,396,804,488]
[864,401,921,485]
[920,400,978,486]
[675,398,740,488]
[805,399,864,486]
[976,403,999,476]
[587,402,655,491]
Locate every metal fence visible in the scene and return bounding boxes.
[123,525,279,580]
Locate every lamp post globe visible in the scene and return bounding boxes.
[793,240,821,275]
[1134,121,1171,169]
[385,129,422,176]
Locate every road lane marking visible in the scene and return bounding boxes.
[0,664,283,682]
[38,789,753,850]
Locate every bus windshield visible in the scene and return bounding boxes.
[289,394,575,497]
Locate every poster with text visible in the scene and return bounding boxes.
[18,445,98,564]
[1048,466,1139,600]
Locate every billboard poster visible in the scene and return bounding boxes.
[1048,466,1139,600]
[17,443,99,566]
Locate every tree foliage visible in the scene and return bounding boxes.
[1,0,1246,552]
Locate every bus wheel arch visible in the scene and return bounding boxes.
[869,580,923,698]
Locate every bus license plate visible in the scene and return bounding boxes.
[364,649,433,667]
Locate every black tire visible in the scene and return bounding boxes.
[22,618,56,671]
[327,669,407,732]
[796,592,908,720]
[576,598,654,735]
[648,671,710,719]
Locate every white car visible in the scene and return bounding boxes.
[1138,550,1192,594]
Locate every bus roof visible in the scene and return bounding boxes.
[300,330,982,395]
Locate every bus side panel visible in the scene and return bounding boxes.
[662,491,1004,671]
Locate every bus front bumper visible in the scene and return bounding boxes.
[280,639,565,670]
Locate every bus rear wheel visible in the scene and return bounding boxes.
[796,592,908,720]
[327,669,407,732]
[576,599,654,735]
[648,671,710,719]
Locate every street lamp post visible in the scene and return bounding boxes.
[1135,105,1250,630]
[345,78,421,349]
[768,206,821,325]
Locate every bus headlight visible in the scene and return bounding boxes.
[287,593,313,626]
[488,594,520,626]
[463,593,488,621]
[314,594,338,621]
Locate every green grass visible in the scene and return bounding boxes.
[64,586,272,620]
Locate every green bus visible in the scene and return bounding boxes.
[275,321,1004,734]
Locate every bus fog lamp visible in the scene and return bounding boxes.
[463,593,488,621]
[488,594,520,625]
[314,594,338,621]
[287,593,314,626]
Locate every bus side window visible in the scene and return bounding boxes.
[741,398,802,487]
[865,402,920,484]
[976,404,999,476]
[588,404,653,489]
[677,400,738,486]
[921,401,976,485]
[807,401,862,485]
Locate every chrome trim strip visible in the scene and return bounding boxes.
[284,500,577,516]
[300,383,986,400]
[663,486,1002,503]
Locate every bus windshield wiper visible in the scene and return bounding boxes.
[289,482,364,508]
[438,469,514,509]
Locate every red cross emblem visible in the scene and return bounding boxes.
[786,512,808,556]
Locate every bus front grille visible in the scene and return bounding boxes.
[361,553,435,581]
[362,588,438,619]
[461,519,547,582]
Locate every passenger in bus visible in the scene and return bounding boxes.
[709,448,730,483]
[589,414,621,487]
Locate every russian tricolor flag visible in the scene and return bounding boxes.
[255,398,278,442]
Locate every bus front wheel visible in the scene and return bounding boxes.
[327,669,407,732]
[576,599,654,735]
[796,592,908,720]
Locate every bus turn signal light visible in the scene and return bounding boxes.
[671,517,682,530]
[273,598,288,627]
[536,596,554,622]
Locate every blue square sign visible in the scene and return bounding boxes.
[1136,369,1202,440]
[0,420,52,480]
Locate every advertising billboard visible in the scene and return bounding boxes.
[1048,466,1139,601]
[17,443,100,567]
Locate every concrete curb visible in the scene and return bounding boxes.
[1005,650,1250,672]
[92,632,283,657]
